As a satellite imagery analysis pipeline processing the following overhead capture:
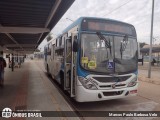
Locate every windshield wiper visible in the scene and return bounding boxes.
[120,35,128,59]
[96,32,112,54]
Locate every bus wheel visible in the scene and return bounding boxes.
[47,65,50,76]
[60,72,64,90]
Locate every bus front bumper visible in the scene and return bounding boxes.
[75,84,138,102]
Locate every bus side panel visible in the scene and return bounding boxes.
[44,46,48,71]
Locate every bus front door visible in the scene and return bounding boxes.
[64,37,71,92]
[64,35,76,97]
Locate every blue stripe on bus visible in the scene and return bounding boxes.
[77,50,89,77]
[77,66,89,77]
[134,70,138,75]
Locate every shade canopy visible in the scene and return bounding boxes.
[0,0,74,54]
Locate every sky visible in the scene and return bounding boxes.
[38,0,160,50]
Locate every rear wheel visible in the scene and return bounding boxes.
[47,65,50,76]
[0,78,4,87]
[60,71,64,90]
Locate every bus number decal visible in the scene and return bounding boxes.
[88,61,97,69]
[81,57,88,64]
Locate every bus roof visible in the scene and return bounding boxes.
[45,17,136,46]
[62,17,135,34]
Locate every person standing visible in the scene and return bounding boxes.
[0,51,6,87]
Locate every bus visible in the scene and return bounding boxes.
[44,17,138,102]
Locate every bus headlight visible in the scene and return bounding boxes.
[78,76,98,90]
[128,76,138,87]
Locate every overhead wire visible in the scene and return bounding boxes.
[103,0,134,17]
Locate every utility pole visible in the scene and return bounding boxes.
[152,37,157,45]
[148,0,155,78]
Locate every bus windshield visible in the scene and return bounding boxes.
[80,33,137,74]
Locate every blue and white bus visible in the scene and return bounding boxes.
[44,17,138,102]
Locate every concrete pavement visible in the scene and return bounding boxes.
[138,62,160,85]
[0,59,160,120]
[36,59,160,120]
[0,60,79,120]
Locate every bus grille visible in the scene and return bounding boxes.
[103,91,123,96]
[93,76,131,83]
[99,84,126,88]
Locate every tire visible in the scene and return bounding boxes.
[0,78,4,87]
[47,65,50,76]
[60,71,64,90]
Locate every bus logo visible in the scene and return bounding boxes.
[112,84,116,89]
[2,108,12,118]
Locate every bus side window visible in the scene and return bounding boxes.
[55,49,64,62]
[59,36,62,46]
[56,39,59,47]
[48,43,51,55]
[62,36,65,46]
[44,47,47,61]
[52,44,55,59]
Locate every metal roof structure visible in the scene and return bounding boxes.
[140,45,160,53]
[0,0,74,54]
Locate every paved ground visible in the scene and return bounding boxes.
[36,60,160,120]
[0,62,28,111]
[138,63,160,85]
[0,60,79,120]
[0,60,160,120]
